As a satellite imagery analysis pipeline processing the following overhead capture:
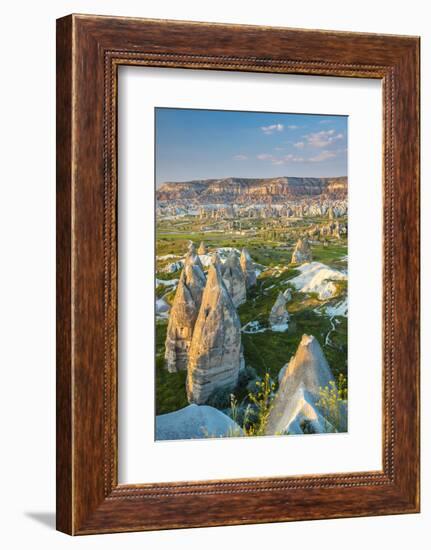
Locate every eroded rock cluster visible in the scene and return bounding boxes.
[165,245,254,404]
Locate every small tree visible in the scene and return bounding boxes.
[244,373,275,436]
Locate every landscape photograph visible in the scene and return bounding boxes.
[154,107,348,441]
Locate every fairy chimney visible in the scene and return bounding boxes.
[186,263,243,404]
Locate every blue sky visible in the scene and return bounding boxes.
[155,108,347,186]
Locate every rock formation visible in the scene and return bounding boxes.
[289,262,347,301]
[156,404,243,440]
[164,247,206,373]
[198,241,208,255]
[221,251,247,307]
[185,242,205,272]
[283,288,292,301]
[291,237,312,264]
[186,263,243,405]
[269,292,289,332]
[240,248,257,288]
[265,335,340,435]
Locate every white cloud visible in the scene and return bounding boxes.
[319,119,332,124]
[308,150,337,162]
[293,141,305,149]
[256,153,273,160]
[233,154,248,161]
[261,123,284,135]
[257,153,304,165]
[305,129,344,148]
[287,125,299,130]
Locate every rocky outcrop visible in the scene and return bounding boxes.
[240,248,257,288]
[185,242,205,272]
[198,241,208,255]
[186,263,243,405]
[269,292,289,332]
[164,245,206,373]
[156,404,243,440]
[289,262,346,301]
[265,335,339,435]
[164,272,200,373]
[291,237,312,264]
[221,251,247,307]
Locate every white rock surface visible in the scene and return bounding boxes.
[265,334,338,435]
[289,262,346,300]
[156,404,243,440]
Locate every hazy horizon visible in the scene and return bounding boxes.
[157,174,348,186]
[155,108,348,187]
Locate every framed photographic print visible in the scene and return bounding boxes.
[56,14,420,534]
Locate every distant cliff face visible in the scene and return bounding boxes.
[156,176,347,204]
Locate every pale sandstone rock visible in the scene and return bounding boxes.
[240,248,257,288]
[291,237,312,264]
[164,256,206,372]
[221,251,247,307]
[265,334,338,435]
[186,263,243,405]
[198,241,208,255]
[269,292,289,332]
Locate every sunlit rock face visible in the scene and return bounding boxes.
[291,237,312,264]
[198,241,208,255]
[164,250,206,373]
[265,334,338,435]
[221,251,247,307]
[240,248,257,288]
[269,292,289,332]
[186,263,242,405]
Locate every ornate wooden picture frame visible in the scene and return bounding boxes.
[56,14,420,535]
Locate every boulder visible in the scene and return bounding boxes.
[186,263,243,404]
[240,248,257,288]
[221,251,247,307]
[269,292,289,332]
[265,334,338,435]
[156,404,243,440]
[291,237,312,264]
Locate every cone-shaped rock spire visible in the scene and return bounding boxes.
[240,248,257,288]
[198,241,208,255]
[269,292,289,332]
[265,335,338,435]
[186,263,242,404]
[221,251,247,307]
[291,237,312,264]
[164,271,200,373]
